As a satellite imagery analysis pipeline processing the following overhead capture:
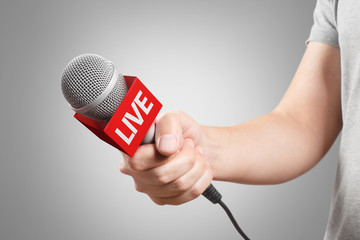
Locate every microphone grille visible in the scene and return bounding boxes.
[86,76,127,120]
[61,54,128,121]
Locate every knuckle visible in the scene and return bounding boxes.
[153,170,170,185]
[128,157,145,171]
[118,162,127,173]
[190,185,203,199]
[173,178,189,193]
[119,166,129,175]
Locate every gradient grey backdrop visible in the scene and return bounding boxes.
[0,0,340,239]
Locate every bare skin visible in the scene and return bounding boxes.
[119,41,342,205]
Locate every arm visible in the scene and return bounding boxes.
[120,41,342,204]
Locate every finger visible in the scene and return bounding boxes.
[134,142,206,197]
[129,138,196,185]
[150,164,213,205]
[124,144,169,172]
[155,113,183,156]
[155,111,201,156]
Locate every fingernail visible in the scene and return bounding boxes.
[158,134,177,151]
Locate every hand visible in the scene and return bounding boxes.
[119,111,213,205]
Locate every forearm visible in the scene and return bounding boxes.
[202,111,327,184]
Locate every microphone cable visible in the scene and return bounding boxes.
[202,184,251,240]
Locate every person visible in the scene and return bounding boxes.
[119,0,360,239]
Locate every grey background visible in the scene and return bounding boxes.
[0,0,339,239]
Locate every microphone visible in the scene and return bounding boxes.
[61,54,250,240]
[61,54,161,155]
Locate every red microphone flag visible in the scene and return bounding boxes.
[74,76,162,156]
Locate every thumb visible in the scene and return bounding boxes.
[155,112,184,156]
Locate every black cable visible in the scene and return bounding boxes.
[202,184,251,240]
[219,200,251,240]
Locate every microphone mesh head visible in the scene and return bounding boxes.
[61,54,128,121]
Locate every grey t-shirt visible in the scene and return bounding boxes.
[308,0,360,239]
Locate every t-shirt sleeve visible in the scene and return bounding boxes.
[307,0,339,47]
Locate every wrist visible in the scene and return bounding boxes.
[201,125,231,181]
